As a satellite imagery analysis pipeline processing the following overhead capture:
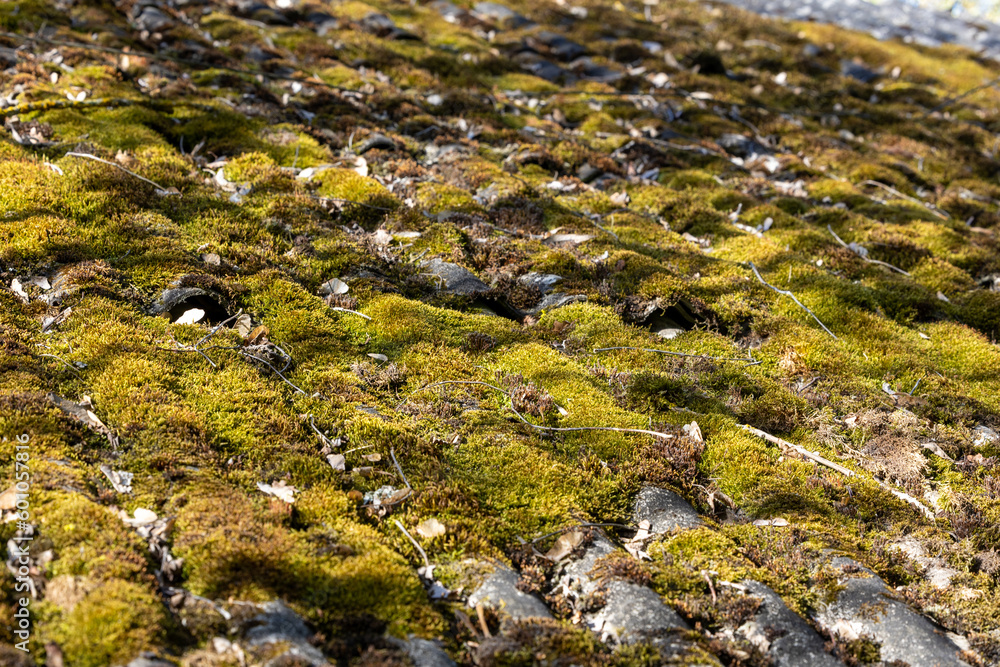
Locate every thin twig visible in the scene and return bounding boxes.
[308,415,337,450]
[194,346,218,368]
[403,380,675,441]
[266,341,295,374]
[476,603,492,638]
[702,570,718,605]
[585,213,619,242]
[390,447,411,489]
[827,225,910,276]
[860,180,948,219]
[238,351,307,395]
[393,519,430,569]
[923,74,1000,117]
[742,424,855,476]
[37,353,84,379]
[592,346,758,364]
[741,424,936,520]
[748,262,838,340]
[794,376,821,394]
[329,307,372,320]
[196,309,243,348]
[65,152,177,195]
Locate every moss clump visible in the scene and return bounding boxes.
[51,579,168,667]
[6,0,1000,662]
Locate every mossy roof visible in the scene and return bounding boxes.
[2,0,1000,663]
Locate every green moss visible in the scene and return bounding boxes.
[909,256,974,295]
[6,0,1000,661]
[41,494,155,581]
[223,151,296,191]
[51,579,167,667]
[665,170,720,190]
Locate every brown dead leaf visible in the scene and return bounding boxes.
[246,325,270,345]
[545,529,584,561]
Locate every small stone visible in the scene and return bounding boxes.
[133,6,173,32]
[589,580,687,645]
[840,59,879,83]
[528,31,586,61]
[389,636,456,667]
[656,328,683,339]
[577,163,603,182]
[738,580,841,667]
[421,258,489,296]
[357,133,397,153]
[467,569,552,620]
[634,486,703,534]
[471,1,532,28]
[242,600,327,665]
[131,508,158,525]
[518,272,562,294]
[717,133,770,158]
[815,557,970,667]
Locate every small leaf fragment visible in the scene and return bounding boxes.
[752,518,789,527]
[246,325,270,345]
[545,529,584,561]
[234,313,253,337]
[327,454,346,471]
[125,508,158,526]
[385,487,411,505]
[257,480,296,503]
[10,279,29,303]
[683,421,703,443]
[415,518,447,539]
[0,484,18,511]
[100,464,134,494]
[319,278,350,295]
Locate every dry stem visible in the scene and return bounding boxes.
[741,424,936,520]
[827,225,910,275]
[65,152,177,195]
[748,262,838,340]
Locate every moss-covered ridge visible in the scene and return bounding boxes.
[2,0,1000,663]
